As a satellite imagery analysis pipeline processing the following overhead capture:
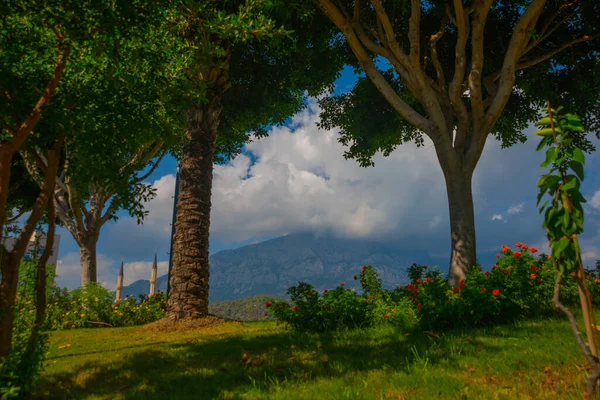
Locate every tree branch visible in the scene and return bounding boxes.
[369,0,411,66]
[135,150,167,183]
[316,0,436,137]
[5,45,70,152]
[409,0,421,65]
[482,0,547,137]
[468,0,494,133]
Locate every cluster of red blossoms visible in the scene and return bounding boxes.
[497,242,538,258]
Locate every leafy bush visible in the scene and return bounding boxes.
[1,260,54,399]
[269,242,599,334]
[268,266,418,332]
[398,243,588,330]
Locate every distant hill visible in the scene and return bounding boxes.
[122,232,437,301]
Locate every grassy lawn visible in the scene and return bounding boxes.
[36,315,596,399]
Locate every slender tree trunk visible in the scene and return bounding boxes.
[0,144,61,360]
[165,101,221,321]
[0,149,14,241]
[79,234,98,286]
[441,157,477,287]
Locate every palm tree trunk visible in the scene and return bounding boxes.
[165,102,221,320]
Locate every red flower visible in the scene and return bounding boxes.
[423,266,428,269]
[416,304,422,310]
[266,301,272,308]
[496,254,501,259]
[522,244,529,250]
[361,281,366,285]
[458,279,464,284]
[492,288,500,297]
[502,245,510,253]
[547,255,552,260]
[292,306,299,312]
[362,266,367,272]
[416,279,422,283]
[363,299,368,303]
[453,287,459,294]
[492,265,498,269]
[530,247,538,253]
[588,275,592,280]
[514,251,522,257]
[539,279,544,283]
[384,314,389,319]
[484,271,491,277]
[354,275,358,280]
[516,242,523,248]
[480,287,487,293]
[412,289,419,295]
[369,295,374,299]
[595,278,600,284]
[530,273,537,279]
[340,282,345,286]
[426,277,432,283]
[459,283,466,289]
[530,265,538,271]
[571,272,576,277]
[324,289,328,293]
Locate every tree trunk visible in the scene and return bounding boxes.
[442,161,477,287]
[165,102,221,320]
[79,235,98,286]
[0,253,19,360]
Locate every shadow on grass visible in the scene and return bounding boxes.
[35,321,544,400]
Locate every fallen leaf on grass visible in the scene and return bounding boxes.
[58,343,71,349]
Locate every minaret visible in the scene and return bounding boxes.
[149,249,158,296]
[115,258,124,303]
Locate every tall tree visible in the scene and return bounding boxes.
[0,0,183,358]
[165,1,343,320]
[314,0,599,285]
[31,11,190,285]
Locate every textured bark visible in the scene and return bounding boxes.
[165,101,221,320]
[439,153,477,287]
[79,235,98,286]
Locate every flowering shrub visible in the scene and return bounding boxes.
[398,243,588,330]
[268,266,418,332]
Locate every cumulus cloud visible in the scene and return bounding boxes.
[56,96,600,288]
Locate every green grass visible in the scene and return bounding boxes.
[36,314,597,399]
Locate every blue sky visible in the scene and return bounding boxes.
[54,67,600,289]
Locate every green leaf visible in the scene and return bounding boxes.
[552,238,570,258]
[570,161,584,180]
[572,148,585,164]
[561,177,577,192]
[540,147,558,168]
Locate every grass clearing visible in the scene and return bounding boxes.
[36,314,595,399]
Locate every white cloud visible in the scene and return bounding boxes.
[508,203,525,215]
[492,214,503,221]
[590,190,600,210]
[121,260,168,287]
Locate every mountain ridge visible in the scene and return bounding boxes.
[122,232,439,301]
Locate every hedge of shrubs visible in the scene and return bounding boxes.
[268,242,594,332]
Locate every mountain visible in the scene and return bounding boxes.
[122,232,438,301]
